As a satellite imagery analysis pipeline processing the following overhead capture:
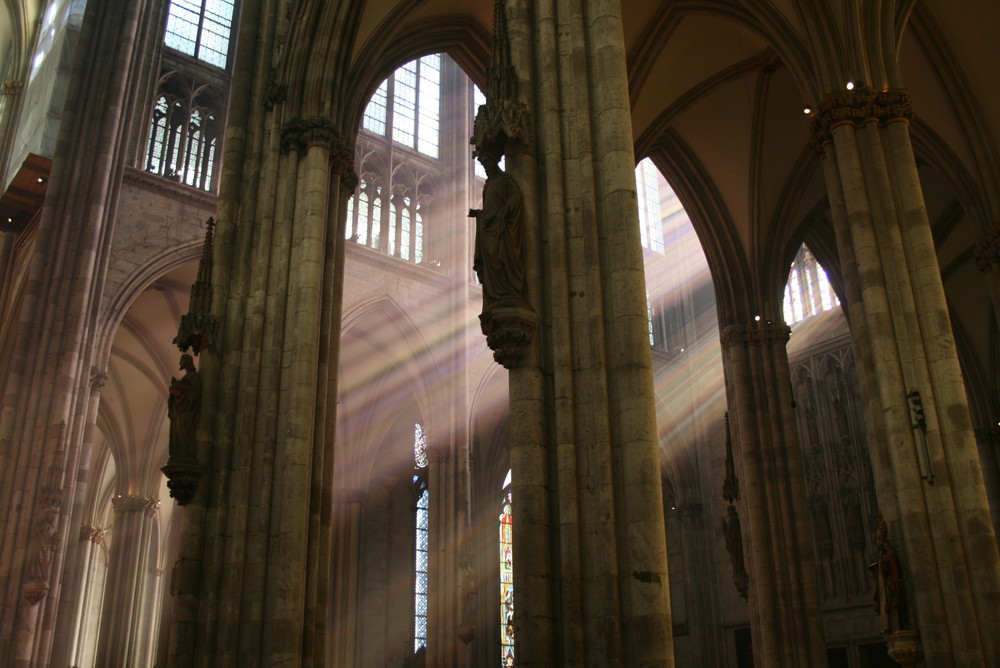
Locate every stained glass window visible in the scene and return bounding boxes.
[783,245,840,325]
[164,0,236,69]
[413,424,429,651]
[499,471,514,666]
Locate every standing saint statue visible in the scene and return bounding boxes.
[869,520,908,634]
[471,148,526,306]
[168,353,202,460]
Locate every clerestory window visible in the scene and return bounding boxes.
[363,55,441,158]
[348,54,478,267]
[783,245,840,325]
[164,0,237,69]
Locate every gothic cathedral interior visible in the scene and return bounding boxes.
[1,1,999,667]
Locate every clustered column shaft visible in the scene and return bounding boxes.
[815,87,1000,666]
[720,321,827,667]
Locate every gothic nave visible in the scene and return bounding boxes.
[1,1,999,666]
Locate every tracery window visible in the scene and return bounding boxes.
[349,53,479,267]
[499,469,514,667]
[164,0,236,69]
[783,245,839,325]
[413,424,429,652]
[362,55,441,158]
[145,73,223,191]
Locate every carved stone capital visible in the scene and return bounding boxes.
[811,88,913,157]
[329,136,359,192]
[281,116,341,153]
[263,74,287,111]
[873,90,913,125]
[2,79,24,96]
[90,368,109,391]
[479,300,538,369]
[80,524,111,544]
[974,221,1000,273]
[112,494,160,516]
[721,320,790,348]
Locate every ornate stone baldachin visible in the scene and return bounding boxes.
[174,217,217,354]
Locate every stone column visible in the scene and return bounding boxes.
[720,320,827,666]
[0,0,166,664]
[814,88,1000,666]
[94,494,160,667]
[477,1,672,664]
[329,490,363,668]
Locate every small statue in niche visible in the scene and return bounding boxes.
[168,353,202,460]
[869,520,908,634]
[470,146,526,307]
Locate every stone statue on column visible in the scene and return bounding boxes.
[468,0,536,369]
[471,147,526,306]
[869,520,908,634]
[162,217,216,505]
[168,353,201,459]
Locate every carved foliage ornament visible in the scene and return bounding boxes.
[810,88,913,151]
[720,320,791,348]
[281,116,341,153]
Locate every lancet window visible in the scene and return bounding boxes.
[145,73,224,191]
[499,469,514,667]
[413,423,429,652]
[164,0,236,69]
[635,158,705,355]
[784,245,840,324]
